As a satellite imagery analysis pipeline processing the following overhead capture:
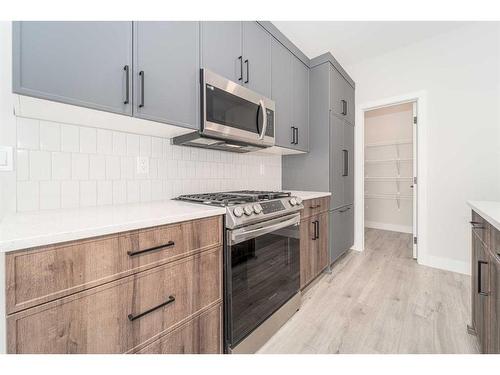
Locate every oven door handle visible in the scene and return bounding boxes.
[258,99,268,140]
[230,214,300,245]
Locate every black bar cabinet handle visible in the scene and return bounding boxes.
[139,71,145,108]
[341,100,347,115]
[315,221,320,240]
[295,127,299,145]
[310,204,321,209]
[291,126,295,144]
[478,260,489,296]
[128,295,175,321]
[238,56,243,81]
[244,59,249,83]
[123,65,130,104]
[342,149,348,176]
[127,240,175,257]
[470,221,484,229]
[312,220,317,240]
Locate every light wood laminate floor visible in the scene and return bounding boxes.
[258,228,478,354]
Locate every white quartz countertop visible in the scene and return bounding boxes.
[287,191,332,201]
[0,200,225,253]
[467,201,500,231]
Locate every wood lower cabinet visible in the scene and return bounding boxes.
[6,215,223,354]
[470,210,500,353]
[300,198,330,289]
[136,304,222,354]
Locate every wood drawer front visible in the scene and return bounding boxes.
[135,304,222,354]
[6,215,222,314]
[301,197,330,219]
[7,247,222,354]
[472,210,490,248]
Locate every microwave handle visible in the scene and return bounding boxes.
[258,99,268,140]
[230,214,300,245]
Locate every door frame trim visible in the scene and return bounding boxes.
[354,91,428,267]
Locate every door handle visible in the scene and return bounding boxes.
[478,260,489,296]
[238,56,243,81]
[295,127,299,145]
[123,65,130,104]
[244,59,249,83]
[315,220,320,240]
[342,149,348,176]
[291,126,296,144]
[341,100,347,115]
[312,220,318,240]
[258,100,268,140]
[138,71,145,108]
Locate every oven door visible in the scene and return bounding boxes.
[201,68,275,147]
[225,214,300,350]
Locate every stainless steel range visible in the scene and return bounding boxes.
[175,190,303,353]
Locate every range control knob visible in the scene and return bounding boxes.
[253,204,262,214]
[289,198,297,206]
[295,197,303,205]
[244,205,254,216]
[233,206,244,217]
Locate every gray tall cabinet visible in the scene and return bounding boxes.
[283,57,355,264]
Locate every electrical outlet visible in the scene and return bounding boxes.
[136,156,149,175]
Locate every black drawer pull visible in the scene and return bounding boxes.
[127,240,175,256]
[123,65,130,104]
[470,221,485,229]
[139,71,145,108]
[238,56,243,81]
[316,220,320,240]
[310,204,321,209]
[128,295,175,321]
[478,260,489,296]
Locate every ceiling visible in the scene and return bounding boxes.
[272,21,474,67]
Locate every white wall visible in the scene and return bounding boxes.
[348,22,500,274]
[0,22,282,216]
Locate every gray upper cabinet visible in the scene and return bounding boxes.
[242,22,271,97]
[200,22,243,83]
[271,39,293,149]
[330,65,355,125]
[12,21,133,115]
[133,22,199,129]
[272,39,309,152]
[292,58,309,152]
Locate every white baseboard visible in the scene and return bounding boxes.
[365,221,412,234]
[418,253,469,275]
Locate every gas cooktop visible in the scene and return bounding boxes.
[175,190,303,229]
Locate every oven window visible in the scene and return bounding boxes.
[229,224,300,346]
[205,85,262,135]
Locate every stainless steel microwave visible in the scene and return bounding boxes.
[172,69,275,153]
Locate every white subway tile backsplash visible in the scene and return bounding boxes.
[89,154,106,180]
[52,152,72,180]
[126,180,140,203]
[14,117,281,212]
[39,121,61,151]
[96,129,113,154]
[140,136,152,157]
[40,181,61,210]
[80,127,97,154]
[17,181,39,211]
[29,150,51,180]
[105,155,121,180]
[17,117,39,150]
[126,134,140,156]
[112,180,127,204]
[16,149,29,181]
[61,181,80,208]
[112,131,127,155]
[61,124,80,152]
[97,181,113,206]
[71,154,89,180]
[80,180,97,207]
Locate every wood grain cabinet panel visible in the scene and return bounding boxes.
[300,211,329,289]
[6,216,222,314]
[7,247,222,354]
[135,304,222,354]
[300,197,330,220]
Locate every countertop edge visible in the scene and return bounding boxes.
[289,191,332,200]
[467,200,500,232]
[0,209,225,253]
